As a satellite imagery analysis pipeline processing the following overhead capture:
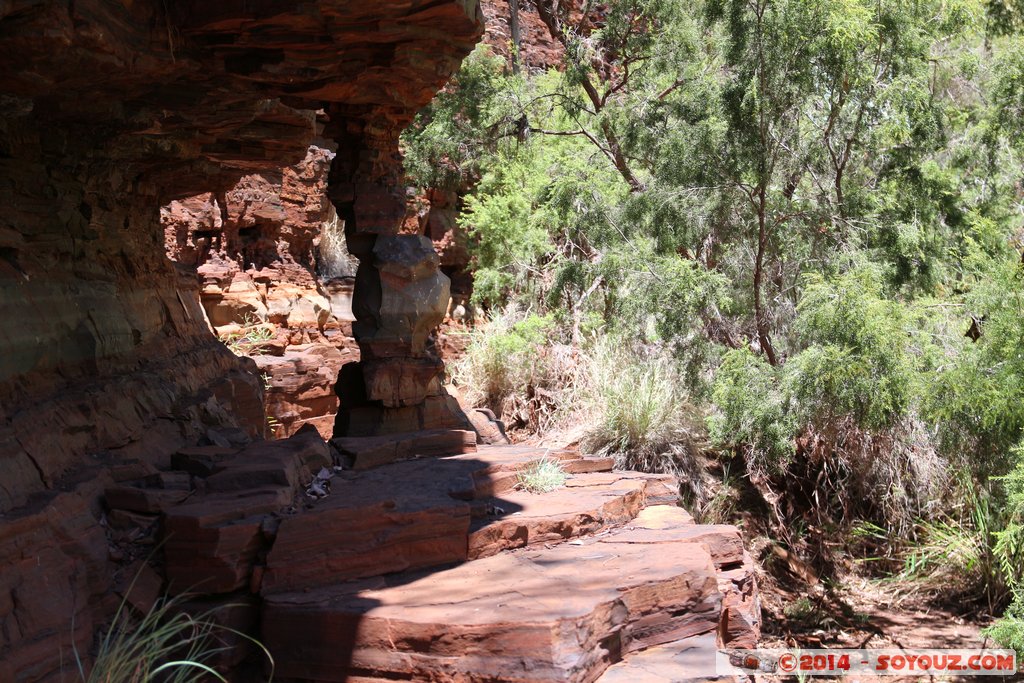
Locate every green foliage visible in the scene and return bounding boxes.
[992,42,1024,146]
[712,265,918,465]
[457,312,555,406]
[788,267,915,431]
[414,0,1024,629]
[899,474,1006,607]
[403,45,515,191]
[584,343,683,455]
[709,348,794,472]
[454,312,578,432]
[516,456,568,493]
[221,323,274,356]
[710,267,945,530]
[986,589,1024,658]
[926,252,1024,470]
[78,585,272,683]
[994,446,1024,587]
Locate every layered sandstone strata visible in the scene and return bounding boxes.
[162,145,361,438]
[0,1,483,679]
[161,143,479,440]
[163,144,353,333]
[144,433,760,681]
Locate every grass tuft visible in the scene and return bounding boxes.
[580,337,710,508]
[76,578,273,683]
[221,317,275,356]
[516,456,567,493]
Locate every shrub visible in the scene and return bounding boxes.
[900,479,1004,606]
[709,348,794,477]
[220,313,275,356]
[994,446,1024,598]
[454,311,578,432]
[986,590,1024,659]
[982,444,1022,660]
[787,267,915,431]
[925,253,1024,475]
[709,266,946,535]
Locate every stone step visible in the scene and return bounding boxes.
[154,435,758,680]
[330,428,478,470]
[468,472,680,560]
[453,446,615,499]
[162,426,331,594]
[160,437,667,598]
[262,506,731,683]
[260,456,674,594]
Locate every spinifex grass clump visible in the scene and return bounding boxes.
[455,311,579,433]
[221,316,276,356]
[77,587,273,683]
[516,456,567,494]
[581,338,709,506]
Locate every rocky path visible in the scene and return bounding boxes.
[105,430,759,682]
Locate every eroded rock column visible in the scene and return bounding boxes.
[327,116,469,436]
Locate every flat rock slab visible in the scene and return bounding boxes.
[162,426,330,594]
[468,473,679,560]
[261,457,481,594]
[262,456,675,593]
[163,486,293,594]
[263,506,724,683]
[331,429,477,470]
[447,446,614,498]
[609,506,744,569]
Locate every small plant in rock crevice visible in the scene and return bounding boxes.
[516,456,567,494]
[220,312,275,356]
[222,326,275,356]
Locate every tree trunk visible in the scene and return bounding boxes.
[754,186,778,366]
[508,0,522,74]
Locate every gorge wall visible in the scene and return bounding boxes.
[162,143,361,440]
[160,144,480,440]
[0,1,482,679]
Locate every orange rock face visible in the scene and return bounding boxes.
[0,1,482,679]
[152,432,758,681]
[162,145,364,439]
[163,145,348,331]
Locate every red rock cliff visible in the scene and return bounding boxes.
[0,1,482,679]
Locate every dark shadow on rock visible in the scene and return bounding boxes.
[332,359,475,436]
[153,425,522,680]
[256,450,524,680]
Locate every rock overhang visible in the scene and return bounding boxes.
[0,0,484,200]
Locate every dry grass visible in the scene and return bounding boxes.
[578,338,712,508]
[77,581,272,683]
